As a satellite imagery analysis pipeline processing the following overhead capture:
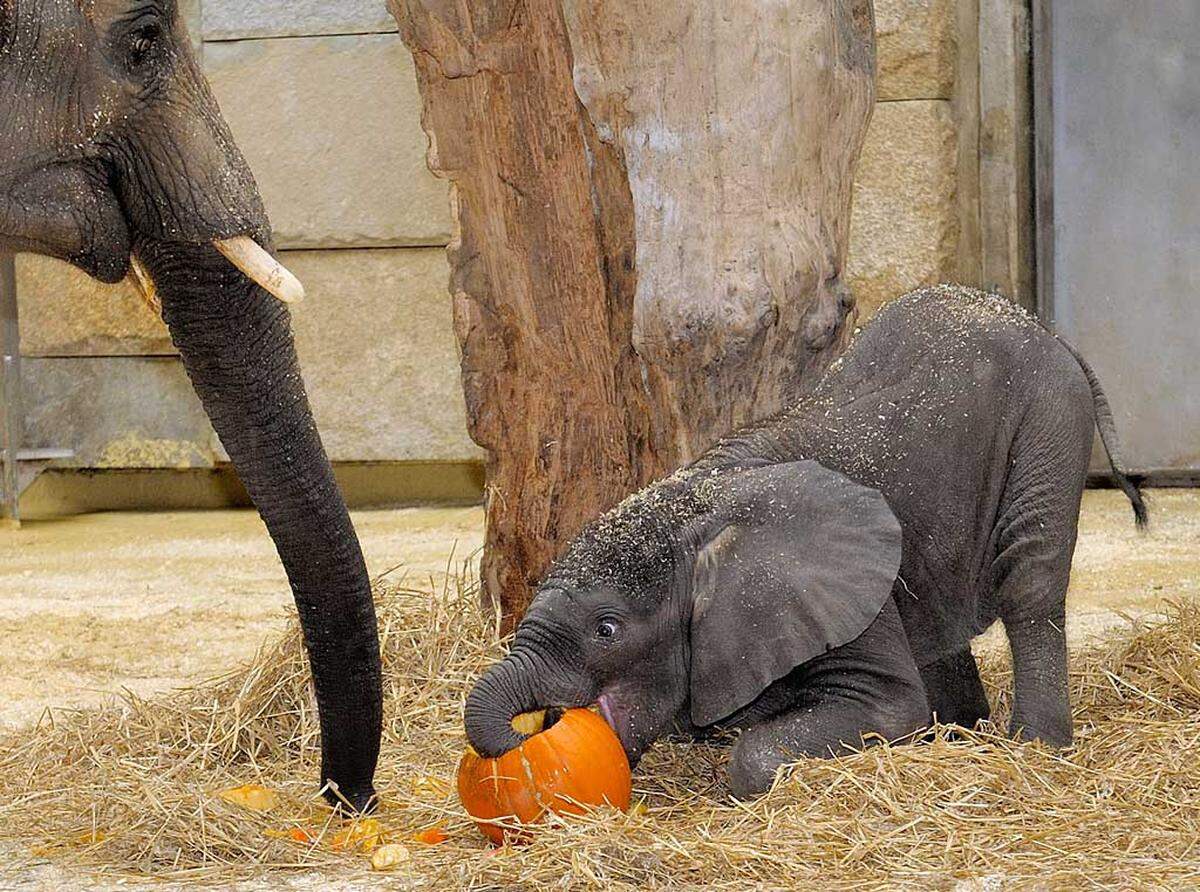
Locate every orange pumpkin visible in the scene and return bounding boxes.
[456,708,632,844]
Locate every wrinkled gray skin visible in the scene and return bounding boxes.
[466,286,1147,799]
[0,1,380,810]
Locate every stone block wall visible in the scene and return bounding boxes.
[848,0,963,319]
[16,0,990,497]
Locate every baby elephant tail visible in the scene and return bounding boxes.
[1059,339,1149,530]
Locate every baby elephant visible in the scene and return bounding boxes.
[464,285,1147,798]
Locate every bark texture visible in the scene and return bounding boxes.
[390,0,877,622]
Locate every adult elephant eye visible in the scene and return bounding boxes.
[127,24,162,68]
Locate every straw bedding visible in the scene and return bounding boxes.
[2,571,1199,890]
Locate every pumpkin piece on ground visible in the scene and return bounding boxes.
[329,817,386,853]
[216,783,278,812]
[413,823,449,845]
[263,826,314,844]
[370,843,413,872]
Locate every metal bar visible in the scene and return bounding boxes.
[1030,0,1055,325]
[16,448,74,462]
[1,253,20,525]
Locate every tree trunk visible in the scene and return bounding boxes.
[389,0,876,624]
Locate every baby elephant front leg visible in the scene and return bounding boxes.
[726,602,931,799]
[728,685,930,798]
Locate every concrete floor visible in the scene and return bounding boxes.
[0,506,483,729]
[0,490,1195,731]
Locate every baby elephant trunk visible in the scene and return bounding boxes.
[464,650,548,758]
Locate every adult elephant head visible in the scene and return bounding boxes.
[0,1,380,810]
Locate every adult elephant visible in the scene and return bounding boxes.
[463,286,1148,799]
[0,2,380,810]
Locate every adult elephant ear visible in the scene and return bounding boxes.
[687,461,903,728]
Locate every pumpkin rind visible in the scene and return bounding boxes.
[457,708,632,844]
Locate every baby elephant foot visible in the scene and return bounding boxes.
[1009,712,1073,748]
[323,780,378,814]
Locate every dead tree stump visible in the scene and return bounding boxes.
[390,0,876,623]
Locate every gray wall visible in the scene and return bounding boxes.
[1037,0,1200,475]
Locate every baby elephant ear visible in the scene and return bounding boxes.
[688,460,903,728]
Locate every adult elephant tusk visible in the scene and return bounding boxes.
[127,254,161,315]
[213,236,305,304]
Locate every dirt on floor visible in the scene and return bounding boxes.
[0,489,1196,890]
[0,506,483,730]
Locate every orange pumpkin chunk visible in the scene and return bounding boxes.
[216,783,278,812]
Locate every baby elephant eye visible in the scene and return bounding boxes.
[594,619,619,641]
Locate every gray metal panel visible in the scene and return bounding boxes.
[1036,1,1200,474]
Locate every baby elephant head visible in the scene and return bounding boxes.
[464,461,903,766]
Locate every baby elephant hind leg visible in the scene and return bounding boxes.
[919,647,991,731]
[1003,610,1072,746]
[995,527,1076,746]
[992,394,1092,748]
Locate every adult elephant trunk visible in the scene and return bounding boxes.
[464,648,556,758]
[0,0,383,810]
[138,238,382,812]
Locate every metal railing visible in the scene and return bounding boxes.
[1,254,19,525]
[1,255,75,525]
